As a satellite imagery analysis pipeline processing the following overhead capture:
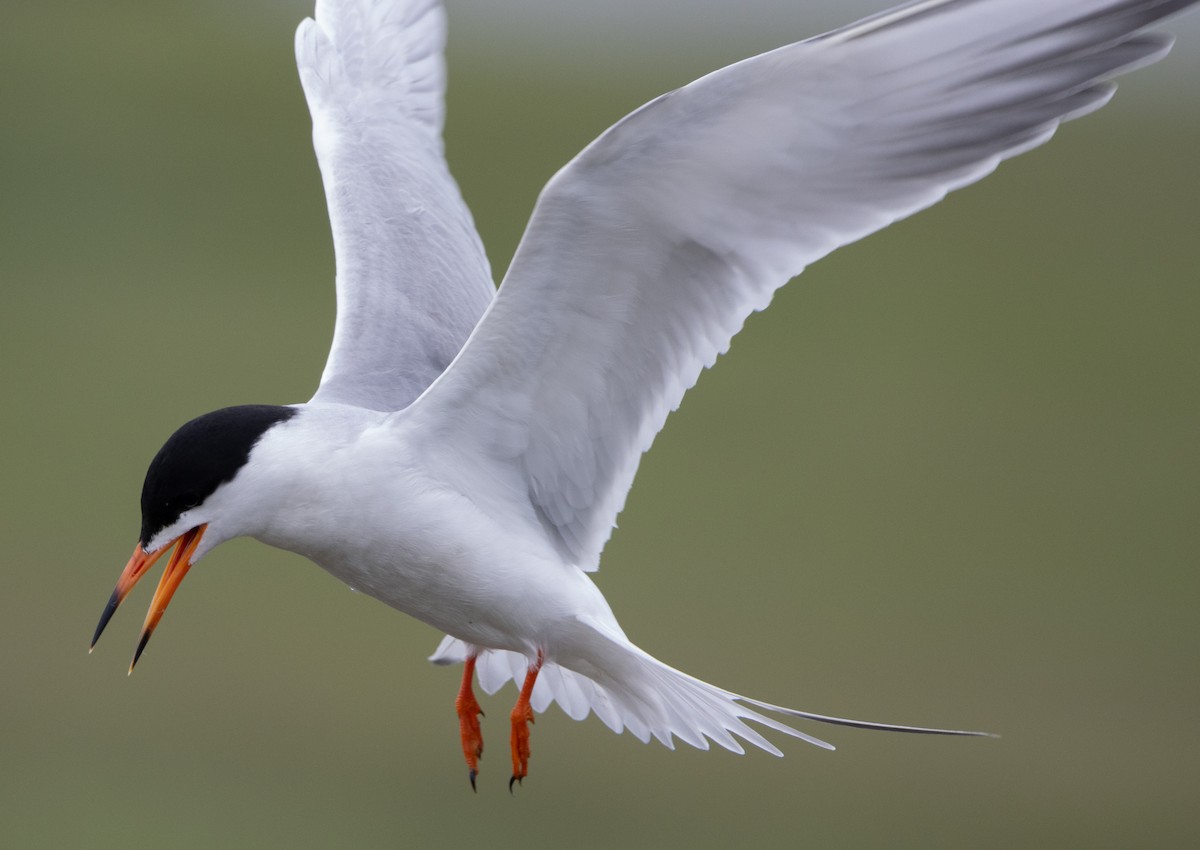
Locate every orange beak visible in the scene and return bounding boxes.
[90,524,208,673]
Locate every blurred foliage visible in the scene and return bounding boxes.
[1,2,1197,848]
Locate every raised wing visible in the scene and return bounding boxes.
[297,0,494,412]
[402,0,1194,569]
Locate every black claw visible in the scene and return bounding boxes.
[469,769,477,792]
[509,775,517,793]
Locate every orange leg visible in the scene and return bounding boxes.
[455,655,484,791]
[509,651,544,791]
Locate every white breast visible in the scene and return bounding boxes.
[233,402,617,652]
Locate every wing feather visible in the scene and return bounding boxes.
[403,0,1194,568]
[298,0,494,412]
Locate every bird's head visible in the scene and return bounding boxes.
[91,404,298,670]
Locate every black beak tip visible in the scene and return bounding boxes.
[90,588,121,651]
[129,629,152,673]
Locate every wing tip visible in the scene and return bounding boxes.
[295,15,337,100]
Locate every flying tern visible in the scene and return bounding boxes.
[92,0,1197,789]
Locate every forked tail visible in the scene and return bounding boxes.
[430,626,992,754]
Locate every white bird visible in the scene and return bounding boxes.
[92,0,1196,790]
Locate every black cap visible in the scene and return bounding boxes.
[139,405,297,545]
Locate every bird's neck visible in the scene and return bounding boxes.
[225,403,394,560]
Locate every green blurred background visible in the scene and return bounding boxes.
[3,1,1197,847]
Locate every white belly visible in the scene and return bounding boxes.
[243,405,622,656]
[258,477,616,654]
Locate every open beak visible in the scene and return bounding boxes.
[90,524,208,673]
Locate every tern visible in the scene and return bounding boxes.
[92,0,1196,790]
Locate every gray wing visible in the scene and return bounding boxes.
[296,0,494,412]
[403,0,1195,570]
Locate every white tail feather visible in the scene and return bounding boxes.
[430,633,992,754]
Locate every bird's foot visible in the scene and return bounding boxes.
[456,657,484,791]
[508,653,542,792]
[509,699,534,791]
[458,696,484,790]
